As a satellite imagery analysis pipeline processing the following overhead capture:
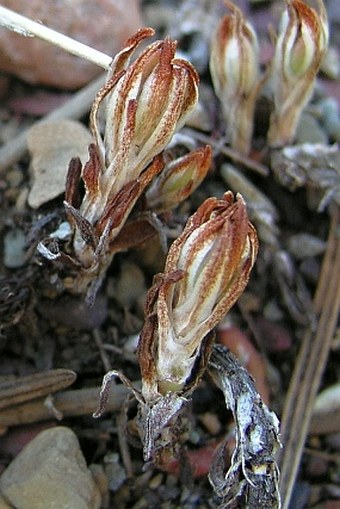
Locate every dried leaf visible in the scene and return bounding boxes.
[271,143,340,210]
[0,369,76,410]
[208,344,281,509]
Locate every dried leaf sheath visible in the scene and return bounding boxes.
[208,344,281,509]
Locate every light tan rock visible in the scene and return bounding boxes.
[0,0,143,89]
[0,494,13,509]
[27,119,92,208]
[0,426,101,509]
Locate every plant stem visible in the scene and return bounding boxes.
[0,5,112,70]
[278,205,340,509]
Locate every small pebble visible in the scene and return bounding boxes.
[199,412,222,436]
[263,299,285,321]
[325,433,340,452]
[253,316,292,352]
[6,169,23,188]
[320,46,340,80]
[296,113,328,145]
[114,261,146,309]
[38,293,108,330]
[149,473,164,490]
[3,229,26,268]
[0,426,101,509]
[299,257,320,284]
[104,453,127,492]
[50,221,72,241]
[305,455,329,478]
[310,383,340,435]
[287,233,326,260]
[317,97,340,142]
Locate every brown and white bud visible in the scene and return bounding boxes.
[138,191,258,401]
[268,0,329,147]
[82,29,199,224]
[209,1,261,154]
[145,145,212,212]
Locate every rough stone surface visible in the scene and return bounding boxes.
[0,426,101,509]
[0,0,143,89]
[0,494,12,509]
[27,119,92,208]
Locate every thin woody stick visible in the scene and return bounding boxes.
[0,5,112,70]
[0,5,114,172]
[278,205,340,509]
[0,385,130,428]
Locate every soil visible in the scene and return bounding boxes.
[0,1,339,508]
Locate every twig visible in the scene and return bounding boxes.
[0,73,106,173]
[0,385,130,427]
[182,127,269,176]
[278,205,340,508]
[93,329,112,373]
[0,5,112,69]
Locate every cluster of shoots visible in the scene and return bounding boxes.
[26,1,293,501]
[57,14,261,468]
[61,25,259,439]
[53,0,328,305]
[61,1,328,438]
[209,0,329,151]
[63,28,211,301]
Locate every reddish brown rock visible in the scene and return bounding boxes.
[0,0,143,89]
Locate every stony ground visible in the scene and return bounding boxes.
[0,1,339,508]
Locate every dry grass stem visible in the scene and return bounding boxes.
[182,127,269,176]
[279,205,340,509]
[0,5,112,69]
